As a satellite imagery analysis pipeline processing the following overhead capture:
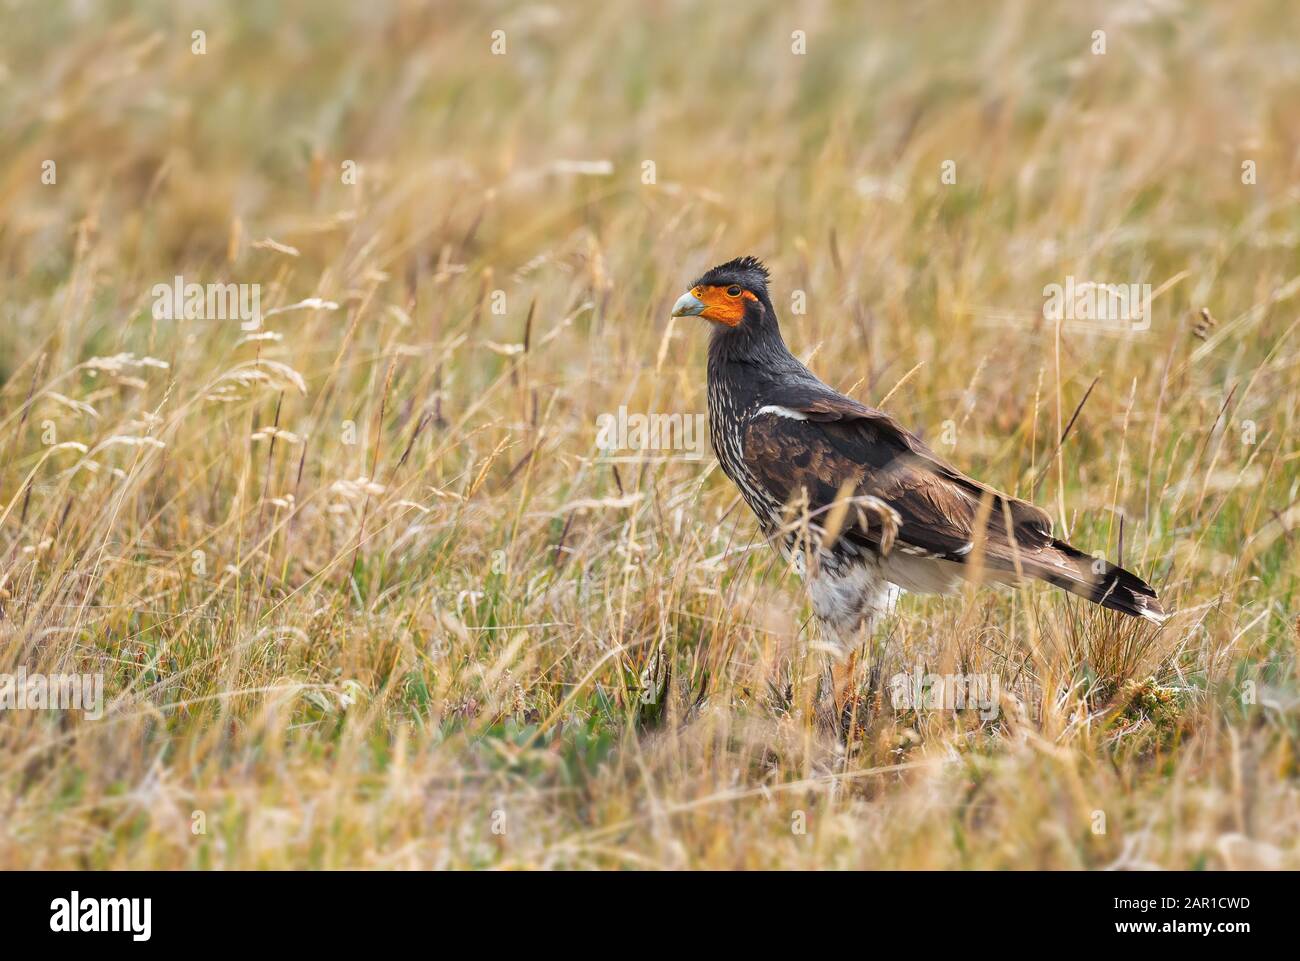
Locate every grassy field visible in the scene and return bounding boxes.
[1,0,1298,869]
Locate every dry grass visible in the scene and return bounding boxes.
[1,0,1298,869]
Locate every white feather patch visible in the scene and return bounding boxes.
[756,405,808,421]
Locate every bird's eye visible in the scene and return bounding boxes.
[726,285,742,297]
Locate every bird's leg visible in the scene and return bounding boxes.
[816,640,862,739]
[834,648,858,719]
[815,606,887,741]
[816,653,844,736]
[807,546,895,740]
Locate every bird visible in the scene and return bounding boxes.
[671,256,1167,727]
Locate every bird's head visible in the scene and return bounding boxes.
[671,256,773,330]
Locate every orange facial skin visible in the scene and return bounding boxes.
[690,284,758,327]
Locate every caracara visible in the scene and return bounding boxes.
[672,256,1166,724]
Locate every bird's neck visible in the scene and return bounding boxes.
[707,314,806,391]
[707,303,794,364]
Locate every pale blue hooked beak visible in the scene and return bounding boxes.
[671,291,707,317]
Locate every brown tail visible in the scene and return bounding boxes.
[1021,538,1168,623]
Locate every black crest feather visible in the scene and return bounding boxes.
[691,256,771,294]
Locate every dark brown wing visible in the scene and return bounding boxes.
[742,382,1166,621]
[745,384,1052,562]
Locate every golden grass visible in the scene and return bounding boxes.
[0,0,1297,869]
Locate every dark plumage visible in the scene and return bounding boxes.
[672,257,1168,665]
[691,255,770,291]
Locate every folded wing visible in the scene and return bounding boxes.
[742,382,1165,621]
